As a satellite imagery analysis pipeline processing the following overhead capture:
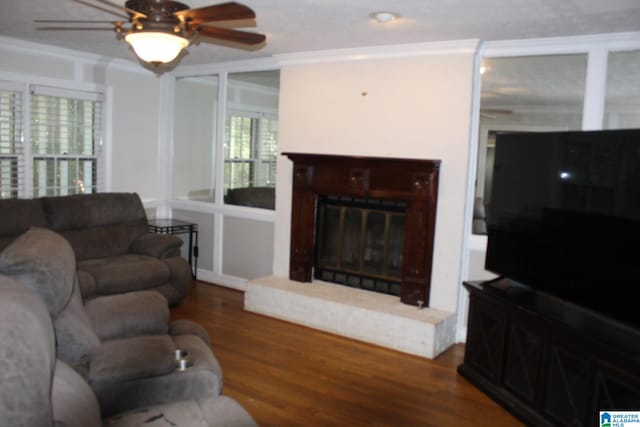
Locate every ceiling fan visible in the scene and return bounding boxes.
[35,0,266,65]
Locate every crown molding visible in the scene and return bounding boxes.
[174,57,280,77]
[481,31,640,57]
[273,39,480,66]
[0,35,154,76]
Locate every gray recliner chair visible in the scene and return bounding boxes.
[0,275,257,427]
[0,227,222,417]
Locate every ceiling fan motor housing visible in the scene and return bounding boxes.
[125,0,190,32]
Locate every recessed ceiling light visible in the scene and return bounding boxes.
[370,11,399,24]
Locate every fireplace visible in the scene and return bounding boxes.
[314,195,406,296]
[284,153,440,307]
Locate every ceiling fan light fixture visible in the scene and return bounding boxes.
[125,31,189,64]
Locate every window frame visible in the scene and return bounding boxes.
[0,80,106,199]
[224,110,278,194]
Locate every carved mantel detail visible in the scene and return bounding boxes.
[284,153,440,307]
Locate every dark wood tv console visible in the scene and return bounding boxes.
[458,278,640,427]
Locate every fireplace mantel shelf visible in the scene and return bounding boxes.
[284,152,440,307]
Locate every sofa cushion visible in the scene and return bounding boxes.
[103,396,258,427]
[93,333,223,416]
[52,360,102,427]
[58,224,131,261]
[79,254,171,295]
[84,290,170,341]
[42,192,148,240]
[89,335,176,384]
[54,275,101,378]
[0,227,74,317]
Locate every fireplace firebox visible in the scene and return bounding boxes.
[314,195,407,296]
[284,153,440,307]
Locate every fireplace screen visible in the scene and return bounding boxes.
[314,195,406,296]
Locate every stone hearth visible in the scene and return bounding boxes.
[245,276,456,358]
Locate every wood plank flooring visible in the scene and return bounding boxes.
[170,282,523,427]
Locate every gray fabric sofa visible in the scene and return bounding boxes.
[0,228,224,417]
[0,274,257,426]
[224,186,275,210]
[0,192,191,306]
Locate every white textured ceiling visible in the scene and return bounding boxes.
[0,0,639,66]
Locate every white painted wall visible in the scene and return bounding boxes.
[103,67,163,198]
[173,77,218,200]
[274,44,477,313]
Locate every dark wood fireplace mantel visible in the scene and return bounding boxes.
[284,153,440,307]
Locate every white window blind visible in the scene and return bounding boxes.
[259,117,278,187]
[30,86,104,197]
[224,112,278,192]
[0,87,23,199]
[225,114,256,191]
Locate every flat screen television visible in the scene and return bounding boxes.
[485,128,640,329]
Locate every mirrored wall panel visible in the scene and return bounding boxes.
[473,54,587,234]
[224,70,280,210]
[173,75,218,202]
[605,49,640,130]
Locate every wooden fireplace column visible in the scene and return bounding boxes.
[284,153,440,307]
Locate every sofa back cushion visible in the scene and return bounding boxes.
[0,275,56,426]
[42,192,149,260]
[58,224,131,261]
[0,198,48,252]
[0,228,100,377]
[0,227,75,318]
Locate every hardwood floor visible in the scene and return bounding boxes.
[170,282,522,427]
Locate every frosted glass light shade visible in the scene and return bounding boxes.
[125,32,189,64]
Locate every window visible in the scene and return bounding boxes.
[31,91,103,196]
[224,113,278,192]
[0,83,104,199]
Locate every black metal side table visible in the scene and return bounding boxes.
[147,218,198,280]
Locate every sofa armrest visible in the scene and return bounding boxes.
[130,233,182,259]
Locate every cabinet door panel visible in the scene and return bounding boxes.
[543,344,591,427]
[464,295,507,383]
[502,312,546,406]
[592,361,640,421]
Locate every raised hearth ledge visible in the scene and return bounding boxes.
[245,276,457,359]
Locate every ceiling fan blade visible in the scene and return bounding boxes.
[35,19,118,23]
[35,27,116,31]
[71,0,129,18]
[176,2,255,23]
[197,26,265,45]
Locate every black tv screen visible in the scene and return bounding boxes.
[485,128,640,328]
